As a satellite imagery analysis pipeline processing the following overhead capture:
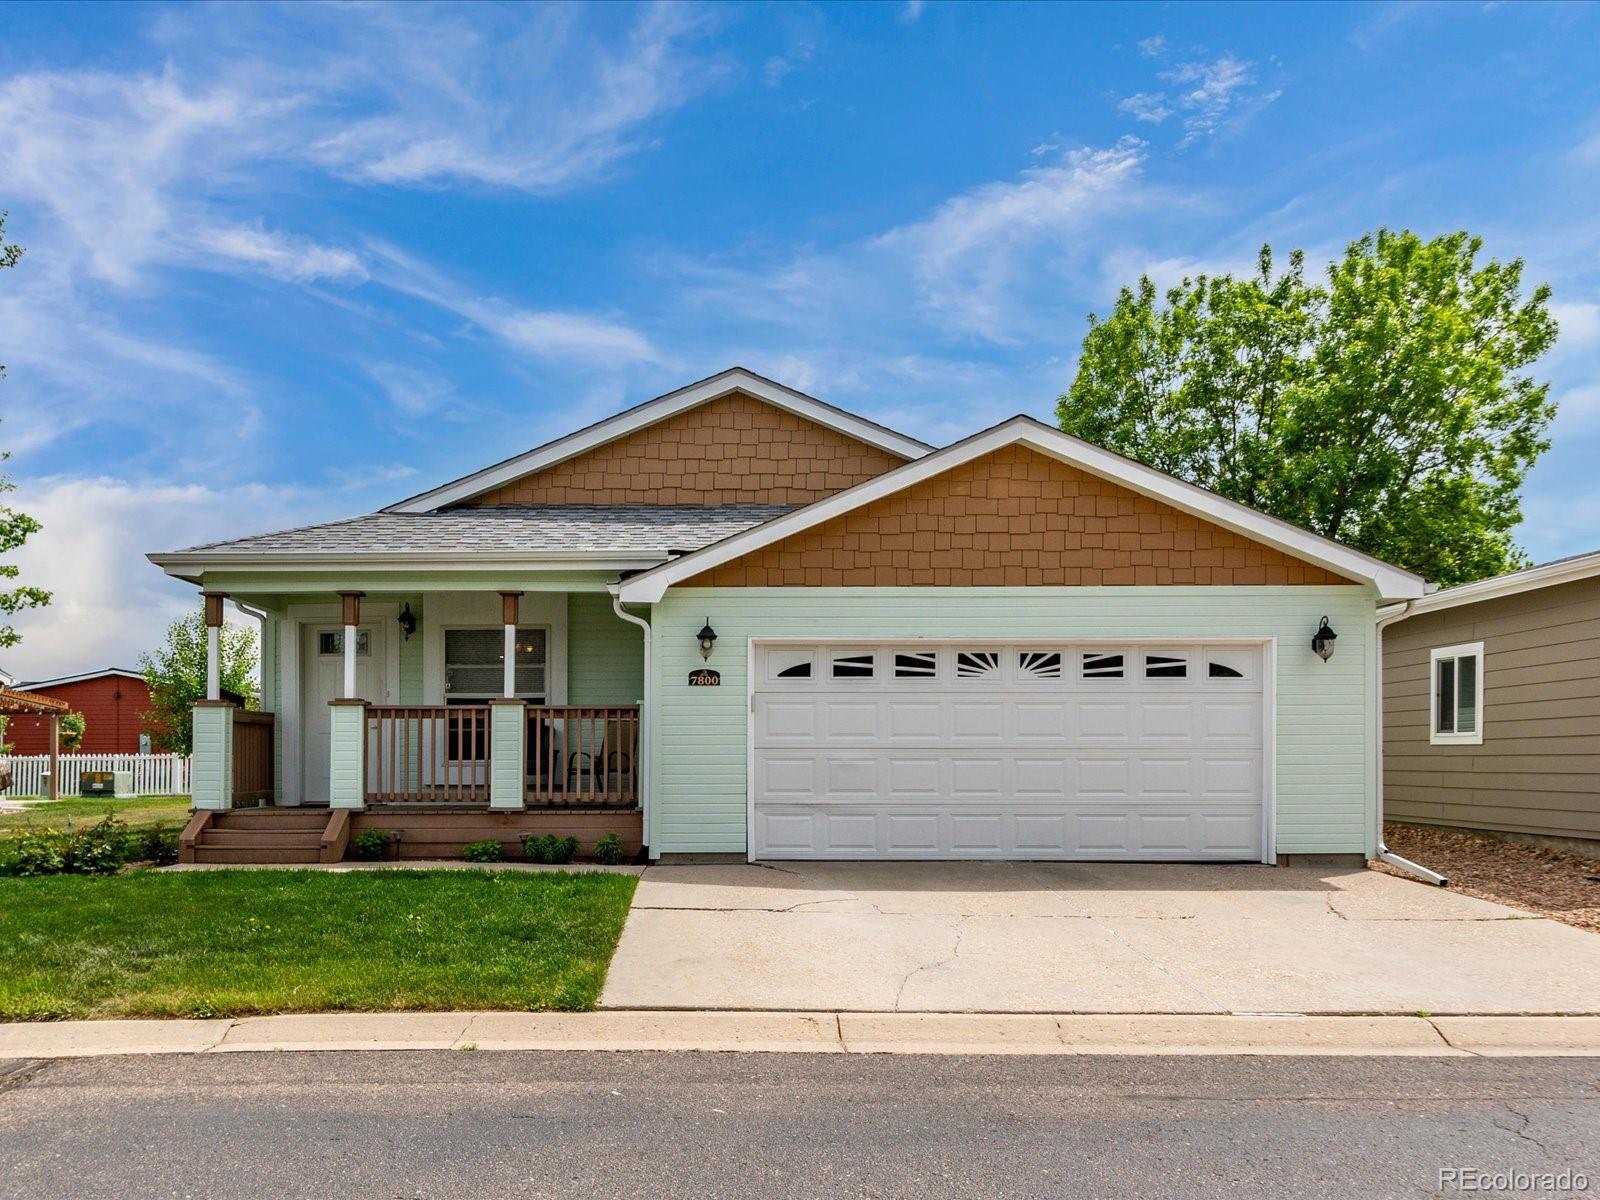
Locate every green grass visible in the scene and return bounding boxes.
[0,795,192,833]
[0,869,639,1020]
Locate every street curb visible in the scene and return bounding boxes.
[3,1012,1600,1058]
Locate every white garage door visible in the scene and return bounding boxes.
[751,641,1267,861]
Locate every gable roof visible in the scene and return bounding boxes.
[383,367,933,514]
[16,668,146,691]
[148,506,796,577]
[1393,548,1600,618]
[616,415,1428,603]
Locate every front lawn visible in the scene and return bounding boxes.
[0,869,638,1020]
[0,795,192,833]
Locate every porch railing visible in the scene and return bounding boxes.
[232,710,276,804]
[525,706,640,808]
[364,705,492,805]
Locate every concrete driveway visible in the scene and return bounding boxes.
[600,861,1600,1015]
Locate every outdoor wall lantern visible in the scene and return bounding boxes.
[397,603,418,641]
[697,619,718,661]
[1311,615,1338,662]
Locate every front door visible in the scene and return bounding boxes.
[301,624,386,804]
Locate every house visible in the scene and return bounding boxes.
[1382,550,1600,853]
[5,668,157,755]
[148,367,1425,864]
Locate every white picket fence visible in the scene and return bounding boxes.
[0,753,191,799]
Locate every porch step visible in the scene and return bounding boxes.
[180,808,345,865]
[209,808,329,831]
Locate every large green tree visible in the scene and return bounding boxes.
[0,213,49,645]
[139,613,259,753]
[1058,230,1558,584]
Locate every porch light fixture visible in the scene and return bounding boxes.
[1311,615,1338,662]
[697,619,718,662]
[397,603,417,641]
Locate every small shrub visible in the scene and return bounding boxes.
[523,833,577,864]
[137,827,181,867]
[350,829,389,861]
[592,832,624,866]
[462,838,503,863]
[5,831,68,876]
[71,816,130,875]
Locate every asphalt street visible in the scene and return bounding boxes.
[2,1051,1597,1199]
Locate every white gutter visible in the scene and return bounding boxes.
[610,593,653,857]
[1372,600,1448,887]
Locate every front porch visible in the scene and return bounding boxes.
[183,581,651,863]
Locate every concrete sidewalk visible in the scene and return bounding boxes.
[3,1011,1599,1058]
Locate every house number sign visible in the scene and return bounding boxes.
[687,668,722,686]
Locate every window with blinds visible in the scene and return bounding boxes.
[444,627,547,702]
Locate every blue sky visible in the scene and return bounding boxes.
[3,0,1599,678]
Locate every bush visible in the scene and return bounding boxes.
[523,833,577,865]
[5,830,68,876]
[137,827,181,867]
[592,832,624,866]
[462,838,503,863]
[350,829,389,861]
[0,816,145,876]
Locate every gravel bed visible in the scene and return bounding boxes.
[1376,823,1600,934]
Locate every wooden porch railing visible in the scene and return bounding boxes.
[364,705,492,804]
[525,705,640,808]
[232,710,275,804]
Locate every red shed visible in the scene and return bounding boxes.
[5,669,156,755]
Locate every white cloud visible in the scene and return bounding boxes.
[1551,301,1600,354]
[194,225,367,285]
[367,242,661,366]
[1137,35,1167,58]
[2,476,332,680]
[899,1,927,25]
[1119,92,1174,124]
[363,362,455,416]
[876,139,1150,341]
[1116,54,1275,148]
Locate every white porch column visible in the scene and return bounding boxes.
[499,591,523,698]
[191,700,235,810]
[202,592,226,701]
[338,591,365,699]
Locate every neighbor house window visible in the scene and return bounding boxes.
[1430,642,1484,746]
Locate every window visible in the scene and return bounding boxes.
[1144,653,1188,680]
[776,661,812,679]
[1081,652,1124,679]
[1017,651,1062,679]
[831,652,875,680]
[955,650,1001,679]
[444,627,546,702]
[769,651,813,680]
[1430,642,1484,745]
[894,651,938,678]
[318,629,370,656]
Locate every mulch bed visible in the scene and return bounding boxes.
[1376,823,1600,935]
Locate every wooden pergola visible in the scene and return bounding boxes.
[0,686,72,802]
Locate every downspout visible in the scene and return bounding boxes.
[233,600,273,704]
[611,593,652,855]
[1373,600,1448,886]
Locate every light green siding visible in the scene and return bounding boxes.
[191,706,233,810]
[568,593,646,704]
[489,701,526,809]
[649,586,1379,858]
[328,704,366,809]
[397,593,424,704]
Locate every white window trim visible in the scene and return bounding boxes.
[1429,641,1485,746]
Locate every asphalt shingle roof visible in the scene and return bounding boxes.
[172,505,798,557]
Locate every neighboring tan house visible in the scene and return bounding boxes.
[6,669,157,755]
[148,367,1424,865]
[1383,550,1600,852]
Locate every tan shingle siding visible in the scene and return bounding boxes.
[684,444,1357,587]
[460,391,907,507]
[1383,576,1600,841]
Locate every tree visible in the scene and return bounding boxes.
[139,613,259,754]
[1057,230,1558,585]
[0,213,50,644]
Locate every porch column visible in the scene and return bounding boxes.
[499,591,523,698]
[191,700,235,810]
[338,591,365,699]
[328,698,366,809]
[202,592,226,701]
[488,699,526,811]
